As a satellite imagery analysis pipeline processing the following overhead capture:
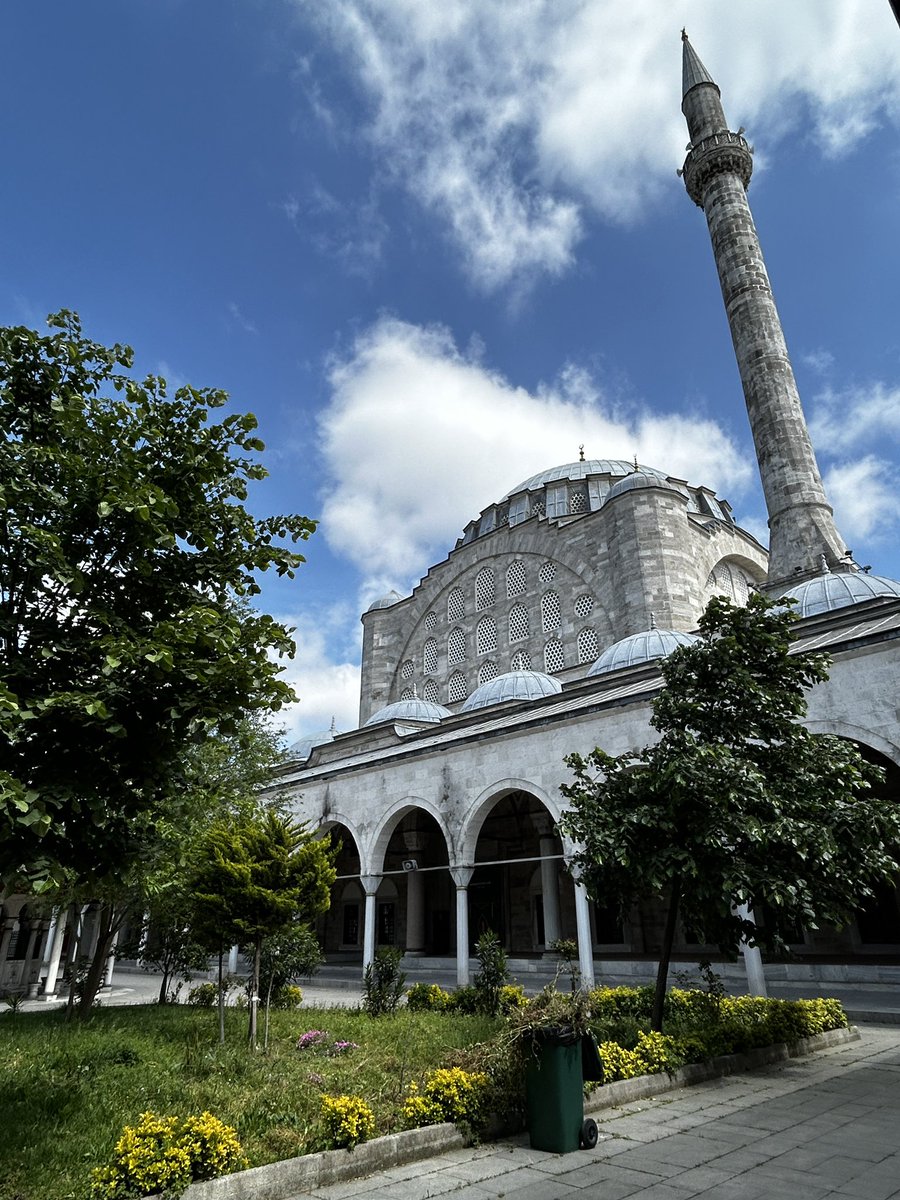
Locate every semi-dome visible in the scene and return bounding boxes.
[780,571,900,618]
[606,471,687,503]
[367,590,403,612]
[363,697,452,727]
[461,669,563,712]
[289,728,336,761]
[587,628,698,676]
[501,459,668,501]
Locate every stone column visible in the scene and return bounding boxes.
[361,875,380,975]
[43,907,68,997]
[450,867,474,986]
[736,903,767,997]
[403,833,426,956]
[40,908,61,982]
[535,819,561,950]
[104,928,120,987]
[23,920,43,997]
[227,944,240,974]
[0,919,18,974]
[573,879,596,990]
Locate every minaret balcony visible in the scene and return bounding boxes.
[682,130,753,206]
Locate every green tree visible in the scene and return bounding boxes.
[559,593,900,1032]
[190,810,336,1045]
[0,312,314,890]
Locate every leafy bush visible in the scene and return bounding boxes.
[473,931,509,1016]
[89,1110,245,1198]
[401,1067,488,1131]
[446,985,479,1014]
[362,947,406,1016]
[187,982,218,1008]
[596,1041,645,1081]
[634,1030,684,1074]
[320,1095,375,1149]
[406,983,451,1012]
[588,985,653,1022]
[498,984,527,1013]
[269,984,303,1010]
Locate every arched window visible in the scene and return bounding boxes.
[511,650,531,671]
[544,639,565,673]
[448,627,466,666]
[476,616,497,655]
[538,561,556,583]
[401,660,414,680]
[400,687,414,701]
[541,590,561,633]
[422,679,439,703]
[424,611,437,631]
[478,660,498,685]
[475,567,495,610]
[423,638,438,674]
[509,603,530,643]
[506,560,527,598]
[577,627,600,664]
[448,672,468,703]
[575,594,594,619]
[448,587,465,622]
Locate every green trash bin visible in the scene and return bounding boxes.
[525,1026,599,1153]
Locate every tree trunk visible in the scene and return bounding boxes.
[157,967,171,1005]
[76,905,115,1019]
[217,946,225,1045]
[248,941,261,1048]
[64,904,85,1023]
[651,883,681,1033]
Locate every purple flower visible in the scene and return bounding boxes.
[307,1071,325,1086]
[296,1029,328,1051]
[329,1040,359,1056]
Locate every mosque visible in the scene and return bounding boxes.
[268,34,900,993]
[2,35,898,998]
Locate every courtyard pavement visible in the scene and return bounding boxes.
[286,1024,900,1200]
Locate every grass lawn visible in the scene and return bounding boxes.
[0,1004,502,1200]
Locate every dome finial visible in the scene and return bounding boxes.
[681,27,689,42]
[330,715,337,733]
[820,553,831,575]
[632,454,639,472]
[649,611,657,629]
[578,444,585,462]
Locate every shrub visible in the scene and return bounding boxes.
[362,947,406,1016]
[89,1110,245,1198]
[498,984,527,1013]
[406,983,451,1012]
[446,985,479,1014]
[634,1030,684,1075]
[401,1067,488,1130]
[187,982,218,1008]
[269,984,303,1010]
[473,931,509,1016]
[320,1095,375,1149]
[596,1041,645,1082]
[588,985,652,1022]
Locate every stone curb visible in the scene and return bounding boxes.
[585,1024,860,1113]
[177,1122,465,1200]
[172,1025,858,1199]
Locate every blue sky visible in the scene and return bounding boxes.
[4,1,900,741]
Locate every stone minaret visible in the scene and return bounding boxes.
[679,32,850,587]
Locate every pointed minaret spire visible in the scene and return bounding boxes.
[679,34,850,587]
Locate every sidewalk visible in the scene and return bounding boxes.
[287,1024,900,1200]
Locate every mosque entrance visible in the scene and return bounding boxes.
[380,809,451,957]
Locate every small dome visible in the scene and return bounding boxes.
[587,628,698,676]
[501,459,668,501]
[605,471,687,503]
[364,698,452,727]
[461,669,563,713]
[780,572,900,618]
[367,590,403,612]
[289,728,336,761]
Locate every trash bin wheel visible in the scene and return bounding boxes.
[580,1118,598,1149]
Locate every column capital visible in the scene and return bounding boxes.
[450,865,474,889]
[360,874,381,895]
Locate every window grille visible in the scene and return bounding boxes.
[423,679,439,703]
[508,603,530,642]
[448,587,465,622]
[400,688,414,701]
[476,616,497,655]
[577,627,600,664]
[541,590,561,633]
[570,486,587,514]
[538,561,556,584]
[448,626,466,666]
[478,660,498,685]
[424,611,437,631]
[531,498,545,518]
[423,638,438,674]
[475,567,495,610]
[448,672,468,703]
[401,660,414,680]
[511,650,531,671]
[575,594,594,618]
[506,560,526,598]
[544,639,565,673]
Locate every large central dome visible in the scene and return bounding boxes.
[500,459,668,501]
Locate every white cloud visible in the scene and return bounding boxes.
[810,382,900,453]
[317,316,753,586]
[275,604,362,741]
[824,456,900,544]
[226,302,258,336]
[292,1,900,290]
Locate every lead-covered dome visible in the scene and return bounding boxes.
[461,669,563,712]
[587,628,698,676]
[501,459,668,501]
[606,471,687,503]
[367,590,403,612]
[289,728,336,761]
[780,571,900,618]
[364,697,452,727]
